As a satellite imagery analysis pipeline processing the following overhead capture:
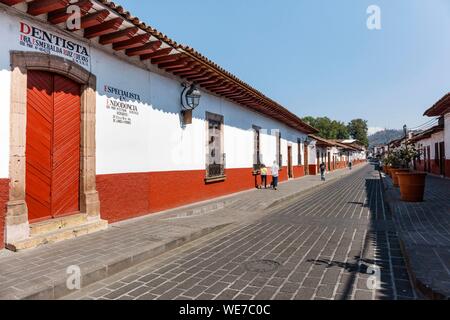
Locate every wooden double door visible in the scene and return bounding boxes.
[26,71,81,222]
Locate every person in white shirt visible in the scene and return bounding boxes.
[271,161,280,190]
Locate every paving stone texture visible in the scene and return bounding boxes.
[382,173,450,300]
[64,165,418,300]
[0,165,366,299]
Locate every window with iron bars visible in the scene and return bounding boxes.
[206,112,225,179]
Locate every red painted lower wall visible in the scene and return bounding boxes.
[293,166,305,178]
[98,168,259,223]
[97,162,367,224]
[147,168,256,216]
[97,166,309,223]
[97,173,150,223]
[309,165,317,175]
[415,160,448,177]
[0,179,9,249]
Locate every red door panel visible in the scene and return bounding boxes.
[26,71,81,222]
[52,75,81,217]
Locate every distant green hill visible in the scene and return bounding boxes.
[369,129,403,148]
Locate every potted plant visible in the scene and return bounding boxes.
[383,150,401,178]
[387,149,410,187]
[396,145,427,202]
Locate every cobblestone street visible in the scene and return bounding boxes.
[66,166,417,300]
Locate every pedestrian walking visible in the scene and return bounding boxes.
[320,162,326,181]
[349,161,353,170]
[271,160,279,190]
[260,164,268,189]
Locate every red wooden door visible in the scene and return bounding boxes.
[26,71,81,222]
[304,143,309,174]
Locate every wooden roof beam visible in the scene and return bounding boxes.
[173,66,205,77]
[158,57,191,69]
[47,0,93,25]
[196,79,220,87]
[186,72,214,82]
[167,63,200,75]
[197,78,222,86]
[78,9,110,29]
[214,86,238,94]
[113,33,150,51]
[151,53,184,64]
[126,41,162,56]
[84,17,123,39]
[140,47,173,61]
[28,0,69,16]
[99,27,139,45]
[165,61,198,73]
[0,0,25,5]
[204,81,229,90]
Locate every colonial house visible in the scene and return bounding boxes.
[411,94,449,177]
[0,0,319,250]
[307,135,365,175]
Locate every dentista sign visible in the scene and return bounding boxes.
[19,22,90,67]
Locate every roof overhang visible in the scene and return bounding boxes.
[424,93,450,117]
[408,124,444,143]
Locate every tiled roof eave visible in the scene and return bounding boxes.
[424,93,450,117]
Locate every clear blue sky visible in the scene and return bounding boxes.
[116,0,450,134]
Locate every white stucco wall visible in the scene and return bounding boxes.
[415,131,445,160]
[0,11,309,178]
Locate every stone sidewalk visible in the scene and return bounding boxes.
[381,172,450,299]
[0,165,366,300]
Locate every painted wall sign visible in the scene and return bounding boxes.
[19,22,90,67]
[104,85,141,125]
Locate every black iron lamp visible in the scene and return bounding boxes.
[181,83,201,124]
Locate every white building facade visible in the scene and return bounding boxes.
[0,2,317,250]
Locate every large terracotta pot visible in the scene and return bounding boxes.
[391,169,410,187]
[397,172,427,202]
[387,166,398,179]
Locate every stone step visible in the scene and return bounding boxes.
[30,214,89,237]
[6,219,108,252]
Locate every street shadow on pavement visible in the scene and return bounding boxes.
[307,167,414,300]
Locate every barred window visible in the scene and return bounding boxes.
[206,112,225,179]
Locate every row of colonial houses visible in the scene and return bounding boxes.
[379,94,450,178]
[0,0,365,251]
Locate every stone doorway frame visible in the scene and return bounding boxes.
[6,51,100,244]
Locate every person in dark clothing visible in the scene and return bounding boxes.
[320,162,326,181]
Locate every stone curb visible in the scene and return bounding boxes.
[13,223,232,300]
[378,171,449,300]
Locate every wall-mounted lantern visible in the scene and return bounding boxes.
[181,83,201,125]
